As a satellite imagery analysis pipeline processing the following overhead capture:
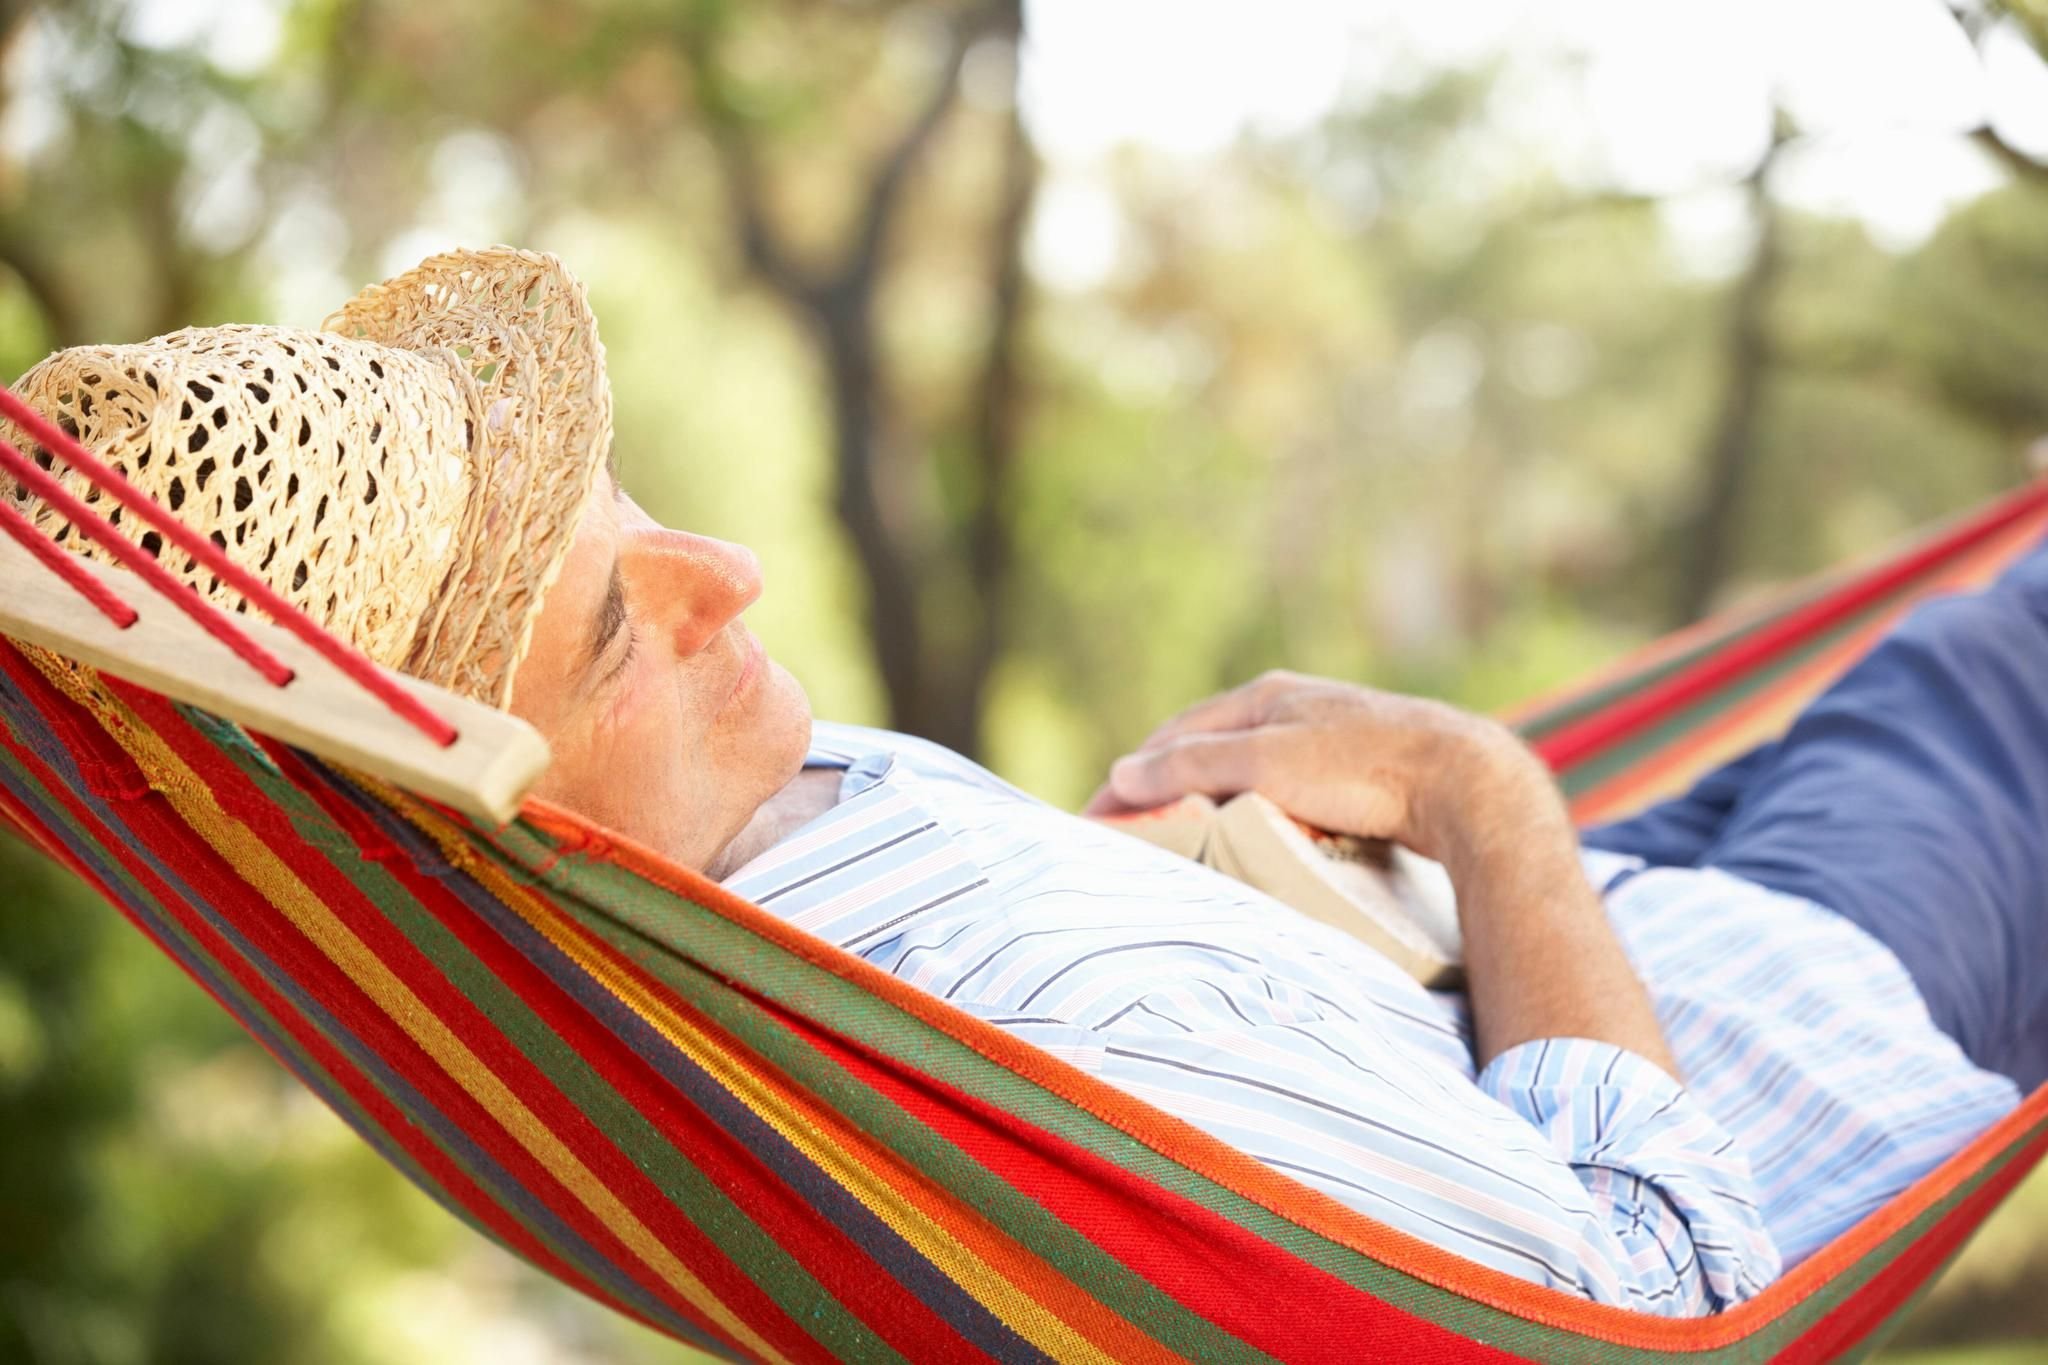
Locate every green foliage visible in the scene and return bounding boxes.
[3,0,2047,1357]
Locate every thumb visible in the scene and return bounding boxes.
[1108,731,1265,809]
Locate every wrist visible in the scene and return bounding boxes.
[1412,727,1573,878]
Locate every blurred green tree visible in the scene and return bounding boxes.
[4,1,2048,1359]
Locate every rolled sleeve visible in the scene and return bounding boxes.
[1477,1038,1782,1314]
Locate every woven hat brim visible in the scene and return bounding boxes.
[324,246,614,710]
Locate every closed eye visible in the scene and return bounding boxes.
[600,622,640,690]
[579,559,630,696]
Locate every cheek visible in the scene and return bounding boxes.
[611,638,717,726]
[538,690,696,827]
[605,692,697,803]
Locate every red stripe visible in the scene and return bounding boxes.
[1774,1124,2048,1363]
[0,656,681,1347]
[262,740,996,1364]
[210,729,832,1365]
[774,999,1530,1365]
[1534,483,2048,772]
[109,682,811,1363]
[0,775,71,864]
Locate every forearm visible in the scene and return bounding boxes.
[1094,673,1768,1308]
[1427,744,1680,1078]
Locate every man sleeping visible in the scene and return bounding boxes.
[6,247,2033,1318]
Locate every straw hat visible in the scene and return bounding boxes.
[1,246,612,710]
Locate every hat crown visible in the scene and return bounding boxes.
[325,247,613,707]
[5,326,475,672]
[3,247,613,711]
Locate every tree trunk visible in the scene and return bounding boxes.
[935,44,1035,758]
[1672,120,1788,626]
[0,234,83,348]
[817,296,929,738]
[689,0,1031,757]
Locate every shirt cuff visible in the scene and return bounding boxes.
[1477,1038,1782,1313]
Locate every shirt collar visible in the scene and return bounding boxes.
[721,726,999,953]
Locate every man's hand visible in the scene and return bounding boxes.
[1083,670,1564,873]
[1087,670,1680,1078]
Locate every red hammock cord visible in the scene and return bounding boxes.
[0,496,139,629]
[0,435,297,686]
[0,385,458,748]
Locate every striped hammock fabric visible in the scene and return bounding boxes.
[3,482,2048,1364]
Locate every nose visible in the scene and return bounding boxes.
[621,526,762,658]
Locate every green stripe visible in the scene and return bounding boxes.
[1547,562,1959,803]
[498,815,2048,1362]
[1513,584,1827,743]
[512,824,1279,1365]
[0,728,512,1268]
[203,729,900,1365]
[132,711,714,1341]
[514,827,1547,1353]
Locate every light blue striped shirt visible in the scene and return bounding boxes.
[725,722,2021,1316]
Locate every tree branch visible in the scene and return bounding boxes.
[1671,115,1791,626]
[677,17,825,311]
[702,121,825,310]
[1970,124,2048,186]
[676,2,1026,752]
[0,230,82,348]
[834,9,995,299]
[1948,2,2048,183]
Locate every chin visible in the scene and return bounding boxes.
[760,659,813,782]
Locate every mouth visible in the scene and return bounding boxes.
[723,626,764,711]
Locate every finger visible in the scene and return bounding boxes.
[1135,671,1295,753]
[1109,730,1266,808]
[1133,692,1254,754]
[1079,781,1138,817]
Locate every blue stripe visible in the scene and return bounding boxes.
[0,685,715,1349]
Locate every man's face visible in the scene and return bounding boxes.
[508,469,812,871]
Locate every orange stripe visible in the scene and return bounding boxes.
[727,1015,1188,1365]
[1569,513,2048,824]
[749,1033,1191,1365]
[374,783,1170,1365]
[521,740,2048,1351]
[17,658,793,1365]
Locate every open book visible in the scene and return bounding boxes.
[1095,793,1464,988]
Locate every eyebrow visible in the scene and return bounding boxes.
[580,559,628,692]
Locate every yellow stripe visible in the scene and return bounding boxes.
[27,657,791,1365]
[375,783,1124,1365]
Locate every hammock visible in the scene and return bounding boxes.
[2,384,2046,1363]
